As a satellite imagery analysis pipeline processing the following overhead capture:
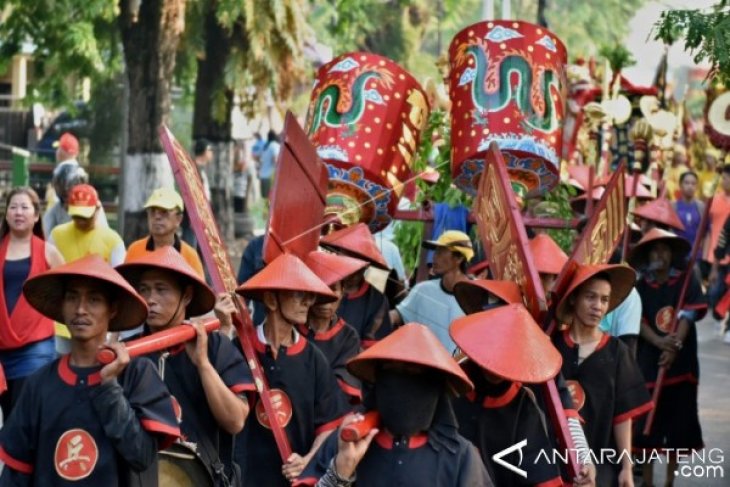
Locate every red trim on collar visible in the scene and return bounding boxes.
[347,281,370,299]
[253,325,306,356]
[375,430,428,449]
[562,329,607,350]
[58,355,102,386]
[299,318,347,342]
[482,382,521,409]
[287,336,307,356]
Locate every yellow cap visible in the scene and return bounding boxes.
[422,230,474,262]
[144,187,184,212]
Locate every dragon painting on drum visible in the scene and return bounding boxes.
[306,52,429,232]
[449,21,568,201]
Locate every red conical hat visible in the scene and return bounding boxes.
[347,323,473,394]
[631,198,685,231]
[450,304,562,383]
[556,264,636,322]
[320,223,389,270]
[627,227,691,269]
[529,234,568,276]
[116,246,216,317]
[236,253,337,303]
[304,251,368,286]
[454,279,522,315]
[23,254,148,332]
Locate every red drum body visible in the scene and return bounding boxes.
[449,21,567,200]
[306,52,430,232]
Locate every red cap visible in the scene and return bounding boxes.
[55,132,79,157]
[454,279,522,315]
[23,254,148,332]
[450,304,562,383]
[320,223,389,270]
[529,234,568,276]
[631,198,685,231]
[236,253,337,303]
[627,227,691,269]
[67,183,100,219]
[116,246,216,317]
[556,264,636,322]
[304,251,368,287]
[347,323,473,394]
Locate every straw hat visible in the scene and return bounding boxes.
[320,223,390,270]
[23,255,148,332]
[555,264,636,322]
[236,253,337,303]
[627,227,691,269]
[450,304,562,383]
[453,279,522,315]
[116,246,215,317]
[347,323,473,394]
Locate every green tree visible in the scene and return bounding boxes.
[654,0,730,83]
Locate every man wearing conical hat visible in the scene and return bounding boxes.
[450,305,565,487]
[237,253,348,486]
[320,223,393,347]
[301,251,369,403]
[117,246,254,485]
[298,323,493,486]
[554,263,653,487]
[529,233,568,294]
[0,255,180,485]
[627,229,706,487]
[390,230,474,353]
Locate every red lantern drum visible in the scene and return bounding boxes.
[449,21,567,200]
[306,52,429,232]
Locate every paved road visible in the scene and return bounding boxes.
[648,316,730,486]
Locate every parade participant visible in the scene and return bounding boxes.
[529,233,568,293]
[673,171,706,246]
[49,183,126,266]
[0,187,64,418]
[236,253,348,486]
[390,230,473,353]
[707,166,730,328]
[664,144,690,201]
[297,323,493,487]
[125,187,204,277]
[554,263,653,487]
[628,229,706,487]
[43,133,109,234]
[451,305,564,486]
[0,255,180,486]
[301,251,368,402]
[632,198,685,235]
[320,223,393,347]
[117,246,253,485]
[697,147,720,199]
[453,278,522,314]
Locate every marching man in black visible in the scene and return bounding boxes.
[0,255,180,486]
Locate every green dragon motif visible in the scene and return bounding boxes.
[308,71,382,135]
[465,45,562,132]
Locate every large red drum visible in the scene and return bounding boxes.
[449,21,567,200]
[306,52,429,232]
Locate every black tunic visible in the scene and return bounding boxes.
[554,330,653,486]
[633,270,705,451]
[241,326,348,487]
[299,317,362,401]
[454,376,562,487]
[0,356,179,487]
[338,281,392,347]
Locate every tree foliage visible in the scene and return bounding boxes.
[0,0,121,107]
[654,0,730,84]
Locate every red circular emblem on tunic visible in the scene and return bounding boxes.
[54,429,99,481]
[255,388,293,430]
[655,306,674,333]
[566,380,586,411]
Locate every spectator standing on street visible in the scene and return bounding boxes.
[259,130,280,200]
[706,165,730,326]
[673,171,706,246]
